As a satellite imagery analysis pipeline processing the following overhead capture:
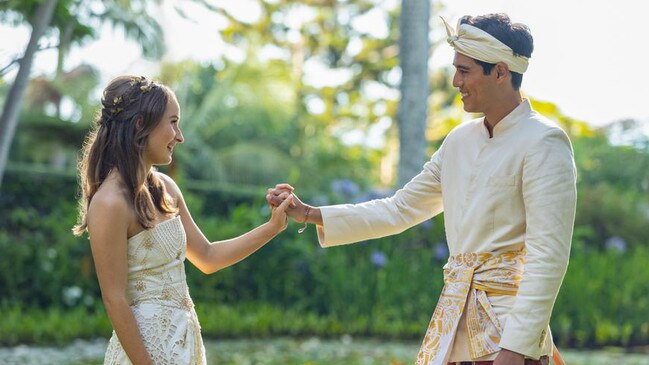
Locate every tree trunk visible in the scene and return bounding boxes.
[57,23,74,78]
[54,22,74,117]
[0,0,59,192]
[396,0,430,187]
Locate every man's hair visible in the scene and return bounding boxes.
[460,13,533,90]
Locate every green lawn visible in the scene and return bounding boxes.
[205,338,649,365]
[1,338,648,364]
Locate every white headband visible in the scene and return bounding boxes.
[441,17,529,74]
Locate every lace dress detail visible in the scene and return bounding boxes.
[103,216,206,365]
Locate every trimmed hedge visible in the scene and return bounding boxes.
[1,168,648,348]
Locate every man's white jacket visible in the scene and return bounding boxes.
[315,100,577,361]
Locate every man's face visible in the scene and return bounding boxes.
[452,52,497,113]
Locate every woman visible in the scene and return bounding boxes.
[73,75,293,365]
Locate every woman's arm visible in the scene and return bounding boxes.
[159,173,293,274]
[87,192,153,365]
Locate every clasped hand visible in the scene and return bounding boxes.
[266,185,295,232]
[266,183,307,223]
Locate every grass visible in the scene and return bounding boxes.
[1,337,648,365]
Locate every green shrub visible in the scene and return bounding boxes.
[552,247,649,347]
[0,304,111,346]
[0,168,99,309]
[2,169,649,348]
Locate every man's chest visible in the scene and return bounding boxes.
[441,137,526,195]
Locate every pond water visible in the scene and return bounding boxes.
[0,337,648,364]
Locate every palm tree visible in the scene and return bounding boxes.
[396,0,430,186]
[0,0,58,192]
[13,65,99,170]
[0,0,166,191]
[159,60,296,190]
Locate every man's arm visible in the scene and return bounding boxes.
[268,144,446,247]
[499,128,577,358]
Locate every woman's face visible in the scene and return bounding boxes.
[143,94,183,167]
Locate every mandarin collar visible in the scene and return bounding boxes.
[482,99,531,138]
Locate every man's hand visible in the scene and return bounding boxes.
[266,183,294,208]
[266,184,306,222]
[494,349,525,365]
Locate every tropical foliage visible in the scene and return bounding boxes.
[1,0,649,352]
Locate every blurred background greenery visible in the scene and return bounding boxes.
[1,0,649,362]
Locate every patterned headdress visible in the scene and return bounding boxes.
[441,17,529,74]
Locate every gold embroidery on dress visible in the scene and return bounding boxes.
[104,216,206,364]
[142,235,154,249]
[182,296,194,310]
[134,280,145,291]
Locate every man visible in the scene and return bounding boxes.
[268,13,576,365]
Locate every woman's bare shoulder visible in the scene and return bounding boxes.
[155,171,182,199]
[87,179,131,225]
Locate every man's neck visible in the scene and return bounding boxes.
[483,93,523,137]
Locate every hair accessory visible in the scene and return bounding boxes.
[103,76,158,121]
[129,75,146,86]
[109,106,124,115]
[108,96,124,116]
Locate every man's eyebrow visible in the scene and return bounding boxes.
[454,64,471,71]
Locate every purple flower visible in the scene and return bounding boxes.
[371,250,388,268]
[331,179,360,199]
[360,188,393,202]
[434,243,449,261]
[605,236,627,253]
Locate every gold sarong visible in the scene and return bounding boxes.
[415,250,525,365]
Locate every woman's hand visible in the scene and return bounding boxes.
[267,193,294,233]
[266,183,324,231]
[266,184,308,222]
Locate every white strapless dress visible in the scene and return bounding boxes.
[103,216,206,365]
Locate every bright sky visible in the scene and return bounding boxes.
[2,0,649,127]
[435,0,649,126]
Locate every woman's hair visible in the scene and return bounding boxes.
[72,75,178,236]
